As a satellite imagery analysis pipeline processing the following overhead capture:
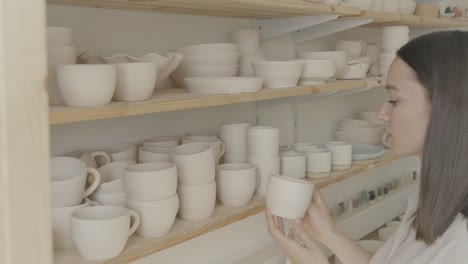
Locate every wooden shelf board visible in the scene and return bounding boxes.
[48,0,361,18]
[361,11,468,27]
[54,151,398,264]
[49,80,367,125]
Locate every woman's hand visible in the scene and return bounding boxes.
[265,210,329,264]
[301,189,340,246]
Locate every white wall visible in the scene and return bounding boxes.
[47,5,420,263]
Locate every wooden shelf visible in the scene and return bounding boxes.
[362,11,468,27]
[49,79,368,125]
[54,151,397,264]
[47,0,361,19]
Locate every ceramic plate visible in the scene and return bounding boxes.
[352,143,385,161]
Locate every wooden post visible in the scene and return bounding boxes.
[0,1,52,264]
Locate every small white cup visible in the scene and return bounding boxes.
[50,157,101,207]
[305,149,332,179]
[293,142,319,153]
[104,143,138,162]
[280,152,306,179]
[216,163,257,207]
[138,146,172,163]
[182,136,225,165]
[96,160,136,193]
[219,121,251,162]
[92,192,127,207]
[143,136,180,148]
[247,126,279,157]
[171,143,215,185]
[326,141,352,170]
[178,181,216,221]
[266,174,315,219]
[126,194,179,237]
[64,150,111,168]
[124,162,177,201]
[71,206,140,261]
[113,62,157,102]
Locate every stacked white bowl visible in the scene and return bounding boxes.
[231,29,266,77]
[296,51,346,80]
[171,143,217,221]
[47,27,76,105]
[123,162,179,238]
[335,118,384,145]
[380,26,410,76]
[219,121,251,163]
[171,43,240,88]
[247,126,280,195]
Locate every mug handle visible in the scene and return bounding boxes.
[219,141,226,156]
[128,210,140,238]
[83,167,101,198]
[91,151,111,166]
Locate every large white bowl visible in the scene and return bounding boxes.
[171,65,238,88]
[185,77,264,95]
[298,59,336,85]
[252,61,304,89]
[182,52,239,66]
[177,43,238,55]
[113,62,157,102]
[266,174,314,219]
[56,64,116,107]
[297,51,346,77]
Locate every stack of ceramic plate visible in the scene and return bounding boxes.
[335,118,384,145]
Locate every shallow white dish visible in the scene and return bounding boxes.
[185,77,264,95]
[351,143,385,160]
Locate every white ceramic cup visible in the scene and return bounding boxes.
[138,146,172,163]
[305,149,332,178]
[104,143,138,162]
[51,198,99,249]
[48,45,77,105]
[50,157,101,207]
[219,121,250,163]
[126,194,179,237]
[56,64,117,107]
[143,136,180,148]
[63,150,111,168]
[92,192,127,207]
[216,163,258,207]
[178,181,216,221]
[113,62,157,102]
[247,126,279,158]
[96,160,136,193]
[171,143,216,185]
[124,162,177,201]
[182,136,225,165]
[266,174,315,219]
[326,141,352,170]
[248,155,280,195]
[71,206,140,261]
[293,142,319,153]
[280,152,306,179]
[335,40,363,60]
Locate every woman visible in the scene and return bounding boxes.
[266,30,468,264]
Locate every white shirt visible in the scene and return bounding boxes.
[370,191,468,264]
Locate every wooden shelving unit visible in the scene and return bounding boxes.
[54,151,398,264]
[49,79,369,125]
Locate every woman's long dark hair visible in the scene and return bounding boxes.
[397,30,468,244]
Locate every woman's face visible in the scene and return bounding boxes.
[377,57,432,156]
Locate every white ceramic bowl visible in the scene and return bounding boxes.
[296,51,346,77]
[185,77,263,95]
[252,61,304,89]
[123,162,177,201]
[113,62,157,102]
[298,59,336,85]
[338,63,370,80]
[56,64,117,107]
[47,26,73,46]
[182,52,239,66]
[48,45,77,105]
[335,40,363,60]
[216,163,257,207]
[177,43,238,55]
[172,65,238,88]
[266,174,314,219]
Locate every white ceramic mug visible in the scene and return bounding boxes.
[305,149,332,179]
[104,143,138,162]
[326,141,352,170]
[171,143,215,185]
[280,152,306,179]
[138,146,172,163]
[216,163,258,207]
[143,136,180,148]
[178,181,216,221]
[182,136,225,165]
[126,194,179,237]
[71,206,140,261]
[92,192,127,207]
[96,160,136,193]
[247,126,279,158]
[51,198,99,249]
[293,142,319,153]
[64,150,111,168]
[124,162,177,201]
[50,157,101,207]
[219,121,250,163]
